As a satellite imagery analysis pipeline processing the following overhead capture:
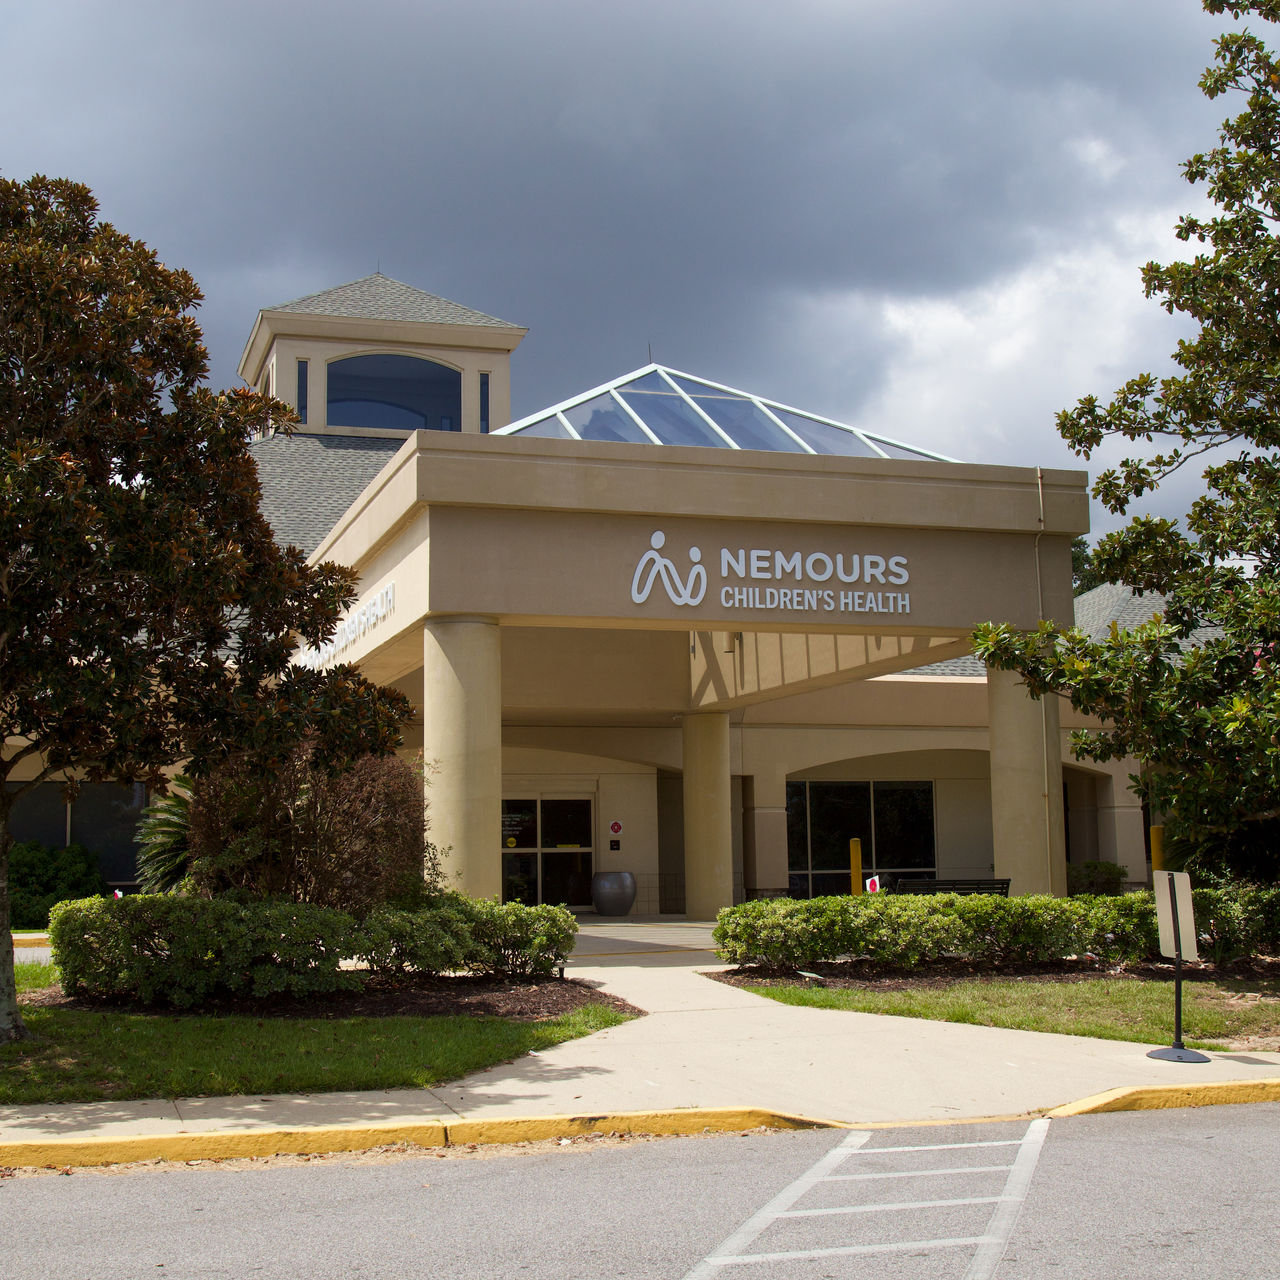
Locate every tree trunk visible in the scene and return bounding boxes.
[0,794,30,1043]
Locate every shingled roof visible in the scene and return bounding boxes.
[266,272,518,329]
[908,581,1215,679]
[250,433,407,557]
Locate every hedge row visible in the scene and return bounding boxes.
[713,884,1280,970]
[48,894,577,1007]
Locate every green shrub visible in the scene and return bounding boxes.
[49,895,361,1007]
[8,841,107,929]
[356,897,474,978]
[464,899,578,977]
[942,894,1083,964]
[713,897,846,968]
[1067,860,1129,896]
[844,897,965,966]
[713,889,1212,970]
[1191,884,1274,964]
[1076,891,1159,964]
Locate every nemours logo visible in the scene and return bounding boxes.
[631,531,707,606]
[630,531,912,616]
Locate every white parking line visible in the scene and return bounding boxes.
[680,1128,872,1280]
[681,1120,1051,1279]
[780,1195,1004,1217]
[962,1118,1050,1280]
[825,1163,1014,1180]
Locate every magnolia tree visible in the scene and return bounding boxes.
[0,176,410,1042]
[974,1,1280,872]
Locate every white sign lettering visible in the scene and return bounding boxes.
[631,532,911,616]
[297,581,396,669]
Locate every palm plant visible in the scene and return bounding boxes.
[135,777,193,893]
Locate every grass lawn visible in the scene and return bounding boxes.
[743,974,1280,1050]
[2,962,630,1105]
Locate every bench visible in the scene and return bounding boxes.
[892,878,1012,897]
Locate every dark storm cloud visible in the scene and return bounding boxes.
[0,0,1235,502]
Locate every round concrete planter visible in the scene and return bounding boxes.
[591,871,637,917]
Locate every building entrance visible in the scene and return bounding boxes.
[501,796,594,906]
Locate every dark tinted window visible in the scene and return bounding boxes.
[327,354,461,431]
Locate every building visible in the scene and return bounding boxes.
[237,274,1150,915]
[6,274,1151,907]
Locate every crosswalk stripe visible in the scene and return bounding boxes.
[779,1195,1005,1217]
[708,1235,997,1264]
[823,1163,1013,1181]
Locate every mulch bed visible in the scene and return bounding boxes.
[708,954,1280,993]
[19,974,644,1022]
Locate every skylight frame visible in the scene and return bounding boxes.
[494,363,959,463]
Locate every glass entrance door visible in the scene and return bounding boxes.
[502,797,594,906]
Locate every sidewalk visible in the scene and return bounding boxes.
[3,919,1279,1165]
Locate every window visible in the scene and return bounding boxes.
[4,780,147,886]
[502,796,594,907]
[326,354,461,432]
[296,359,308,425]
[786,780,935,897]
[5,782,68,849]
[480,372,490,433]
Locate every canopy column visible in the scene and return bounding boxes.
[423,614,502,899]
[743,771,789,898]
[987,665,1067,895]
[682,711,733,918]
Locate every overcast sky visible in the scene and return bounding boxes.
[3,0,1252,535]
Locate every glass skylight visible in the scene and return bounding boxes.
[493,365,957,461]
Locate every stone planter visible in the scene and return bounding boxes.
[591,870,637,917]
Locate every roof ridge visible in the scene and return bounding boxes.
[266,273,519,328]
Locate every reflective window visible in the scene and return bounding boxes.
[296,360,308,425]
[70,782,148,884]
[511,415,574,439]
[873,782,935,870]
[499,367,953,460]
[786,780,935,896]
[501,797,594,907]
[541,799,592,848]
[616,390,730,448]
[808,782,872,872]
[5,782,66,849]
[786,782,808,872]
[873,441,944,461]
[501,799,538,849]
[327,354,462,432]
[617,370,673,394]
[678,389,806,453]
[480,372,490,433]
[770,409,881,458]
[564,393,652,444]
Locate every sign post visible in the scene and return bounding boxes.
[1147,870,1210,1064]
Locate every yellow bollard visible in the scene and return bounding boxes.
[849,837,863,895]
[1150,824,1164,872]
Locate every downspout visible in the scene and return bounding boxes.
[1035,467,1056,892]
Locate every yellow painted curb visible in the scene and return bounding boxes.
[1048,1077,1280,1117]
[445,1108,828,1146]
[0,1123,449,1169]
[0,1108,830,1169]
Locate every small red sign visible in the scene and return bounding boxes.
[609,821,623,835]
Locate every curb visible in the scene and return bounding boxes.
[0,1107,831,1169]
[4,1081,1279,1169]
[1047,1077,1280,1117]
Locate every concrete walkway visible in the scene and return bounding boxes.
[3,919,1279,1164]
